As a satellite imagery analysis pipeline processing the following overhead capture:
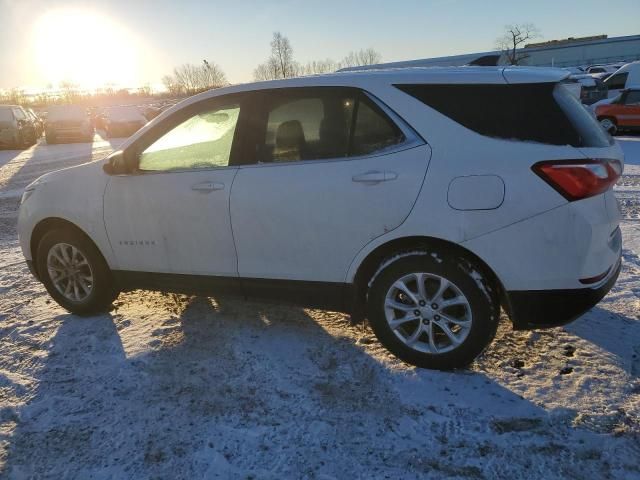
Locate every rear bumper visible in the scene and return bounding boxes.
[506,256,621,330]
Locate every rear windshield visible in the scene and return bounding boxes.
[0,108,13,121]
[105,106,145,121]
[395,82,612,147]
[47,106,86,121]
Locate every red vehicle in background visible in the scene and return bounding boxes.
[595,87,640,135]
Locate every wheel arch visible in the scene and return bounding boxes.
[350,236,509,320]
[30,217,106,278]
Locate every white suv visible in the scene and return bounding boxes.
[18,67,624,369]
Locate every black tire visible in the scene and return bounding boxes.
[367,252,499,370]
[36,228,119,315]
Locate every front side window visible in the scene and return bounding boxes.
[139,104,240,172]
[256,89,405,164]
[12,108,26,120]
[604,72,628,90]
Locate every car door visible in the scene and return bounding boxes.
[618,90,640,128]
[103,96,245,279]
[229,87,430,286]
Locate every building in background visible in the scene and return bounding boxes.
[340,34,640,71]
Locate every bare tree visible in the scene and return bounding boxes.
[163,60,228,95]
[340,48,382,68]
[162,75,182,95]
[59,80,80,103]
[271,32,298,78]
[300,58,339,75]
[495,24,540,65]
[254,32,300,80]
[200,60,228,89]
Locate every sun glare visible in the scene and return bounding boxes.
[32,9,140,91]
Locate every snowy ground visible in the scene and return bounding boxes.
[0,135,639,479]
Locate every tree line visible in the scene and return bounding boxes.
[2,24,539,107]
[161,31,382,94]
[161,23,540,95]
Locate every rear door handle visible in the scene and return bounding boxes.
[352,171,397,184]
[191,181,225,192]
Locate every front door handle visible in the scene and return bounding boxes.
[191,181,225,192]
[352,171,397,184]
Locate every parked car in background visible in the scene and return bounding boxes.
[595,86,640,134]
[18,67,623,370]
[26,108,44,138]
[45,105,94,144]
[586,64,623,75]
[103,106,147,138]
[143,106,162,121]
[604,61,640,98]
[0,105,38,149]
[568,74,608,105]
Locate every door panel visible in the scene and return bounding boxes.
[104,169,238,275]
[230,145,431,282]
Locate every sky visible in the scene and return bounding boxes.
[1,0,639,91]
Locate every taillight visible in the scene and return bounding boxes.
[532,159,622,201]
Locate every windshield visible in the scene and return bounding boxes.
[553,83,612,148]
[0,108,13,122]
[47,106,86,121]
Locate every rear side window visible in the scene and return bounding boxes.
[604,72,628,90]
[352,99,405,156]
[396,83,611,147]
[256,88,405,163]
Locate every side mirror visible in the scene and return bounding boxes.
[103,150,137,175]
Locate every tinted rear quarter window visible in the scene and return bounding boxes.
[396,82,611,148]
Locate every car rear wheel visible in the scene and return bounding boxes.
[37,229,119,315]
[367,252,500,370]
[599,117,617,135]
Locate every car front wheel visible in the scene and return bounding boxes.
[367,252,499,370]
[36,229,119,315]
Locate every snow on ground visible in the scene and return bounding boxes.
[0,135,639,479]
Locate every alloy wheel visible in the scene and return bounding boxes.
[384,272,472,354]
[47,242,94,302]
